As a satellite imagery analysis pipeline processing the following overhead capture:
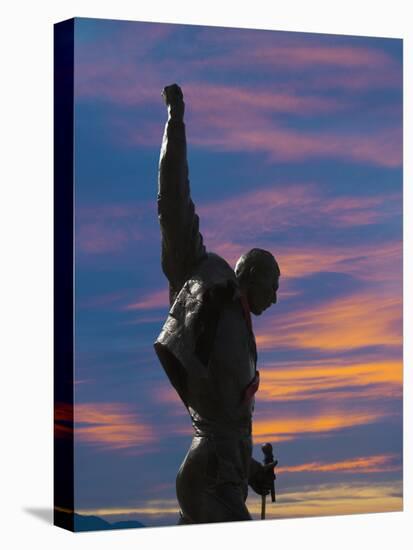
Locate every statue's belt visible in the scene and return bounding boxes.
[191,419,252,440]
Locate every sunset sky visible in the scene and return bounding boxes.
[67,17,402,527]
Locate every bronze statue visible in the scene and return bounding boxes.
[154,84,280,524]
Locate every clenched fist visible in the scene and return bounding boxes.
[249,459,277,496]
[162,83,185,121]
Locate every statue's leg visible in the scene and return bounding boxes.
[177,436,252,524]
[202,481,252,523]
[201,438,252,523]
[176,436,209,524]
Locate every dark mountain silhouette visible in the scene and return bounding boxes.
[55,509,145,532]
[74,513,145,531]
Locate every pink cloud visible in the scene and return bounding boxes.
[198,184,400,239]
[275,240,402,283]
[190,28,396,70]
[124,289,169,311]
[75,21,174,101]
[77,222,140,254]
[240,44,395,69]
[77,291,127,310]
[120,314,166,325]
[76,203,153,255]
[75,27,401,168]
[128,94,401,167]
[183,114,402,167]
[184,83,342,115]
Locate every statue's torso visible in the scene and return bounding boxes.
[186,297,257,434]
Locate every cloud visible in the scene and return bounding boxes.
[201,235,401,308]
[256,289,402,352]
[74,183,402,297]
[124,289,169,311]
[77,222,139,254]
[76,499,180,520]
[75,22,402,167]
[152,385,185,407]
[190,29,401,93]
[252,408,388,443]
[75,20,174,105]
[277,453,400,474]
[185,82,343,115]
[252,480,403,519]
[76,204,151,256]
[198,184,401,245]
[76,25,401,107]
[129,97,401,167]
[72,402,155,451]
[253,44,392,68]
[120,314,167,325]
[273,241,402,282]
[258,358,402,403]
[190,31,396,70]
[77,291,127,310]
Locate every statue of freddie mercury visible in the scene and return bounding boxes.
[154,84,280,524]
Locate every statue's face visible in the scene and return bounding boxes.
[247,268,279,316]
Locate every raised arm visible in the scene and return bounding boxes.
[158,84,207,303]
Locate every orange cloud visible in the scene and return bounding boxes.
[258,359,403,403]
[152,357,402,443]
[249,480,402,520]
[76,500,180,520]
[277,454,400,474]
[256,290,402,352]
[74,402,155,451]
[252,409,386,443]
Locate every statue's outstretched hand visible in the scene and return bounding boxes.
[162,83,185,121]
[249,460,277,496]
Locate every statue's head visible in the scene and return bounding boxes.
[235,248,280,316]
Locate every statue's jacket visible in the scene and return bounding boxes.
[154,117,261,516]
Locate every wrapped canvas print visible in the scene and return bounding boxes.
[54,17,403,532]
